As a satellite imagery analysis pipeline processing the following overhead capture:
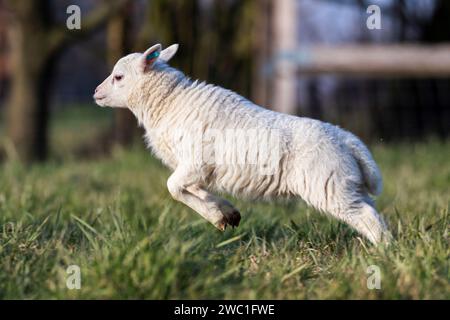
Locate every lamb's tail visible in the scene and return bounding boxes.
[342,131,383,196]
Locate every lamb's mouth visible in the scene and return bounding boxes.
[94,96,107,106]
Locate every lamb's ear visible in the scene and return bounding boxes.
[159,44,179,63]
[139,44,162,73]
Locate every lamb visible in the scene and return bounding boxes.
[94,43,391,245]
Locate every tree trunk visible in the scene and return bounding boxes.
[4,0,127,162]
[107,1,136,147]
[251,0,272,108]
[5,9,50,162]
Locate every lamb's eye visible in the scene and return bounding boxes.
[114,75,124,82]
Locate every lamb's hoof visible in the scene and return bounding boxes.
[216,210,241,231]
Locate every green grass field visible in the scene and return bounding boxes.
[0,106,448,299]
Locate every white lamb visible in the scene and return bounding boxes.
[94,43,390,245]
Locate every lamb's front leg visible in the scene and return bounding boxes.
[167,167,241,230]
[186,185,241,230]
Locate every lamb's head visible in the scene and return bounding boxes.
[94,43,179,108]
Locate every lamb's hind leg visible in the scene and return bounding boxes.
[338,201,391,245]
[302,168,391,245]
[167,167,240,230]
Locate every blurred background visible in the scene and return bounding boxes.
[0,0,449,163]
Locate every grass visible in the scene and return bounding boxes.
[0,106,448,299]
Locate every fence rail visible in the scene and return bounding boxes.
[275,44,450,77]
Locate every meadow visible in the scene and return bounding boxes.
[0,106,448,299]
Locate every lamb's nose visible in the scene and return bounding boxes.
[93,87,104,100]
[94,87,102,97]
